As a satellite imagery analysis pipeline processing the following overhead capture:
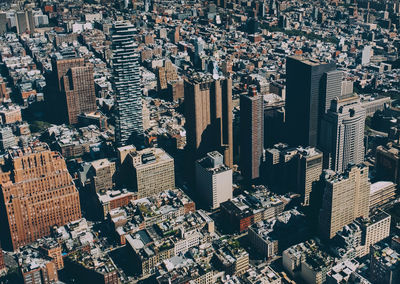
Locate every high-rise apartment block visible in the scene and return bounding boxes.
[285,56,336,147]
[112,22,143,146]
[0,143,81,250]
[125,147,175,198]
[319,164,370,240]
[240,86,264,180]
[16,10,35,34]
[88,159,116,193]
[319,94,365,172]
[196,151,232,209]
[0,127,16,151]
[185,74,233,168]
[46,53,96,124]
[0,13,6,35]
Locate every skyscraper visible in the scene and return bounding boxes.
[319,94,366,172]
[185,73,233,168]
[46,53,97,124]
[0,13,6,35]
[321,70,343,115]
[285,56,335,147]
[297,147,323,206]
[319,164,370,240]
[15,10,35,34]
[0,143,82,250]
[240,86,264,180]
[111,22,143,147]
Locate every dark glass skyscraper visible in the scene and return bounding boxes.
[285,56,335,147]
[111,22,143,147]
[240,86,264,180]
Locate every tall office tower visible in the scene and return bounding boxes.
[111,22,143,147]
[319,164,370,240]
[322,70,342,114]
[263,93,285,148]
[15,10,35,34]
[319,94,366,172]
[0,13,6,35]
[297,147,323,206]
[240,86,264,180]
[185,74,233,168]
[46,53,96,124]
[0,144,81,250]
[196,151,232,209]
[285,56,336,147]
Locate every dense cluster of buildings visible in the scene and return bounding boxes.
[0,0,399,283]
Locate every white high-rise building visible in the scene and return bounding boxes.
[361,46,372,66]
[111,22,143,146]
[320,94,366,173]
[195,151,232,209]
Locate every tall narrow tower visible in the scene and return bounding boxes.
[184,73,233,168]
[111,22,143,146]
[319,94,366,172]
[46,53,96,124]
[285,56,336,147]
[240,86,264,180]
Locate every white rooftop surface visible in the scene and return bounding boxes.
[370,181,394,195]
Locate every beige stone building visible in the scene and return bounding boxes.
[125,147,175,198]
[88,158,116,193]
[319,164,370,239]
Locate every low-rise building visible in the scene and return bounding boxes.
[370,181,396,211]
[326,259,368,284]
[283,239,334,284]
[97,189,134,219]
[242,265,282,284]
[18,248,59,284]
[64,248,119,284]
[220,186,287,232]
[0,105,22,124]
[370,242,400,284]
[248,209,309,258]
[213,238,249,276]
